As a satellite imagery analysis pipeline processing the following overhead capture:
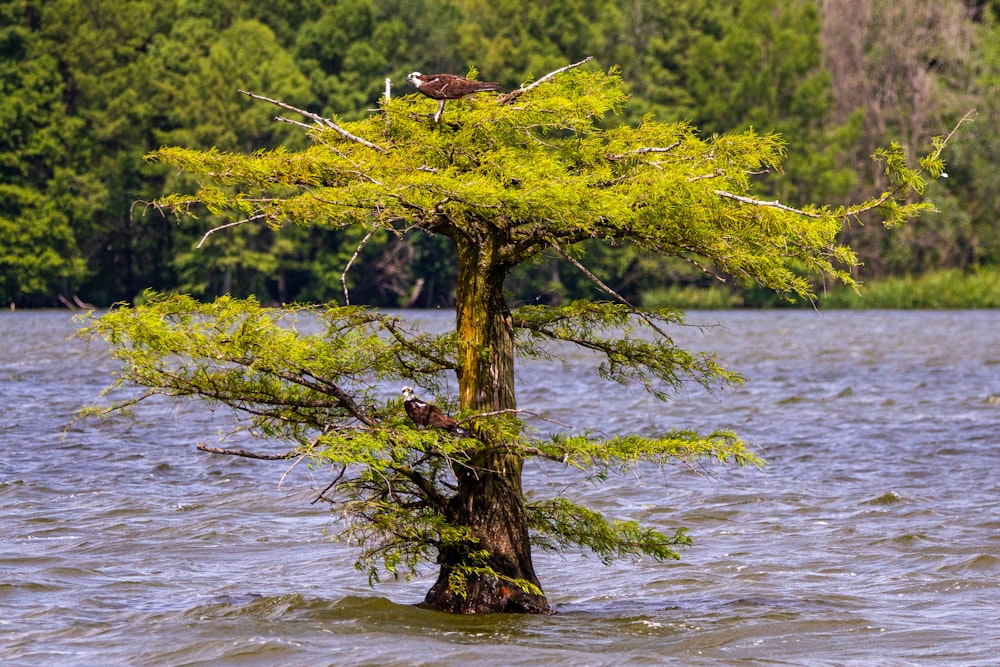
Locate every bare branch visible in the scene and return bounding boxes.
[499,57,594,105]
[938,108,976,151]
[239,89,385,153]
[608,142,681,161]
[196,443,299,459]
[196,213,268,248]
[274,115,316,131]
[342,228,376,305]
[712,190,823,218]
[278,452,308,490]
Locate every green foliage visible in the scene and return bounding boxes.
[513,301,745,399]
[535,430,763,475]
[527,497,693,564]
[79,290,454,422]
[145,67,949,307]
[443,552,544,600]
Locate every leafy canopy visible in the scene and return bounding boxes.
[149,66,948,302]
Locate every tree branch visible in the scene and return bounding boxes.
[465,407,572,430]
[375,315,457,371]
[197,213,268,248]
[239,89,386,153]
[342,228,376,305]
[710,109,975,223]
[712,190,822,218]
[392,465,452,517]
[498,57,594,105]
[550,242,674,344]
[608,142,681,161]
[311,466,347,504]
[196,443,299,459]
[266,365,379,427]
[274,115,315,131]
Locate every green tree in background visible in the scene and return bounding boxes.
[81,64,957,612]
[0,4,91,305]
[142,18,312,300]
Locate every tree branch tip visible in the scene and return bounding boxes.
[500,56,597,104]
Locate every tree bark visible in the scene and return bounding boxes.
[423,228,550,614]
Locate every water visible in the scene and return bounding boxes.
[1,309,998,666]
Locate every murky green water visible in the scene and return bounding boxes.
[2,310,998,665]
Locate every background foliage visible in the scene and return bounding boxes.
[1,0,995,307]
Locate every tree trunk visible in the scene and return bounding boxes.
[423,230,550,614]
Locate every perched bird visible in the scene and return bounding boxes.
[401,386,469,436]
[406,72,502,122]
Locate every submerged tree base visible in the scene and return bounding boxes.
[424,575,552,615]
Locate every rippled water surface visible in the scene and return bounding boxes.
[2,309,998,666]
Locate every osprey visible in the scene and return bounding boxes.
[401,386,468,436]
[406,72,502,122]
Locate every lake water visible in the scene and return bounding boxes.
[1,309,998,666]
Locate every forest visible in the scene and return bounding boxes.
[2,0,997,308]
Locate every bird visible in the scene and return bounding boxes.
[406,72,502,122]
[401,386,469,436]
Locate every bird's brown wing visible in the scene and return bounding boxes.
[404,399,432,426]
[421,74,501,99]
[425,408,461,430]
[405,398,465,434]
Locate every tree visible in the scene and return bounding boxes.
[80,61,959,613]
[0,3,92,305]
[820,0,976,277]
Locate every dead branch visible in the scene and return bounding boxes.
[277,452,308,490]
[274,115,315,131]
[712,190,823,218]
[498,56,594,105]
[608,142,681,161]
[239,89,385,153]
[342,228,376,305]
[196,443,300,459]
[197,213,268,248]
[403,278,425,308]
